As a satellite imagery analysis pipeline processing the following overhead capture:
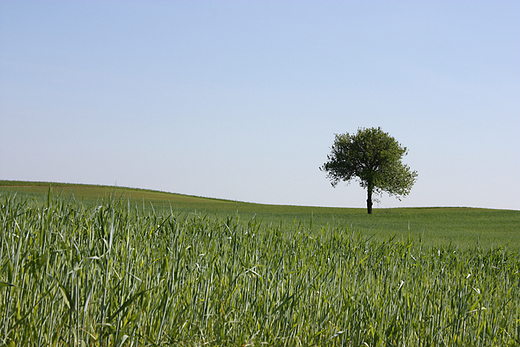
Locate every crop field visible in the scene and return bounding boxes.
[1,180,519,249]
[1,181,520,346]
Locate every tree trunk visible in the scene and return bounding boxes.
[367,185,373,214]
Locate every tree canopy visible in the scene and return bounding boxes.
[321,127,418,214]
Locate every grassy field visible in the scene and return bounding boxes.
[1,185,519,346]
[1,180,519,249]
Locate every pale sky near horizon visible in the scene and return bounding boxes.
[1,1,519,210]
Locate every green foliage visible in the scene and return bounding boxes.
[321,127,418,213]
[1,194,519,346]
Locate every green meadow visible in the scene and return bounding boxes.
[1,180,519,249]
[1,181,519,346]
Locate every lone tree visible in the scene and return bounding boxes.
[321,127,417,214]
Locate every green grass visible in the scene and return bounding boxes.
[1,191,519,346]
[1,180,519,249]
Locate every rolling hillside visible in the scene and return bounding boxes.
[1,180,519,249]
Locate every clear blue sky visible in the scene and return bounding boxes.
[1,1,519,210]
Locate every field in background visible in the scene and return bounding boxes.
[1,180,519,249]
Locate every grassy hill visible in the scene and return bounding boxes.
[2,180,520,345]
[1,180,519,249]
